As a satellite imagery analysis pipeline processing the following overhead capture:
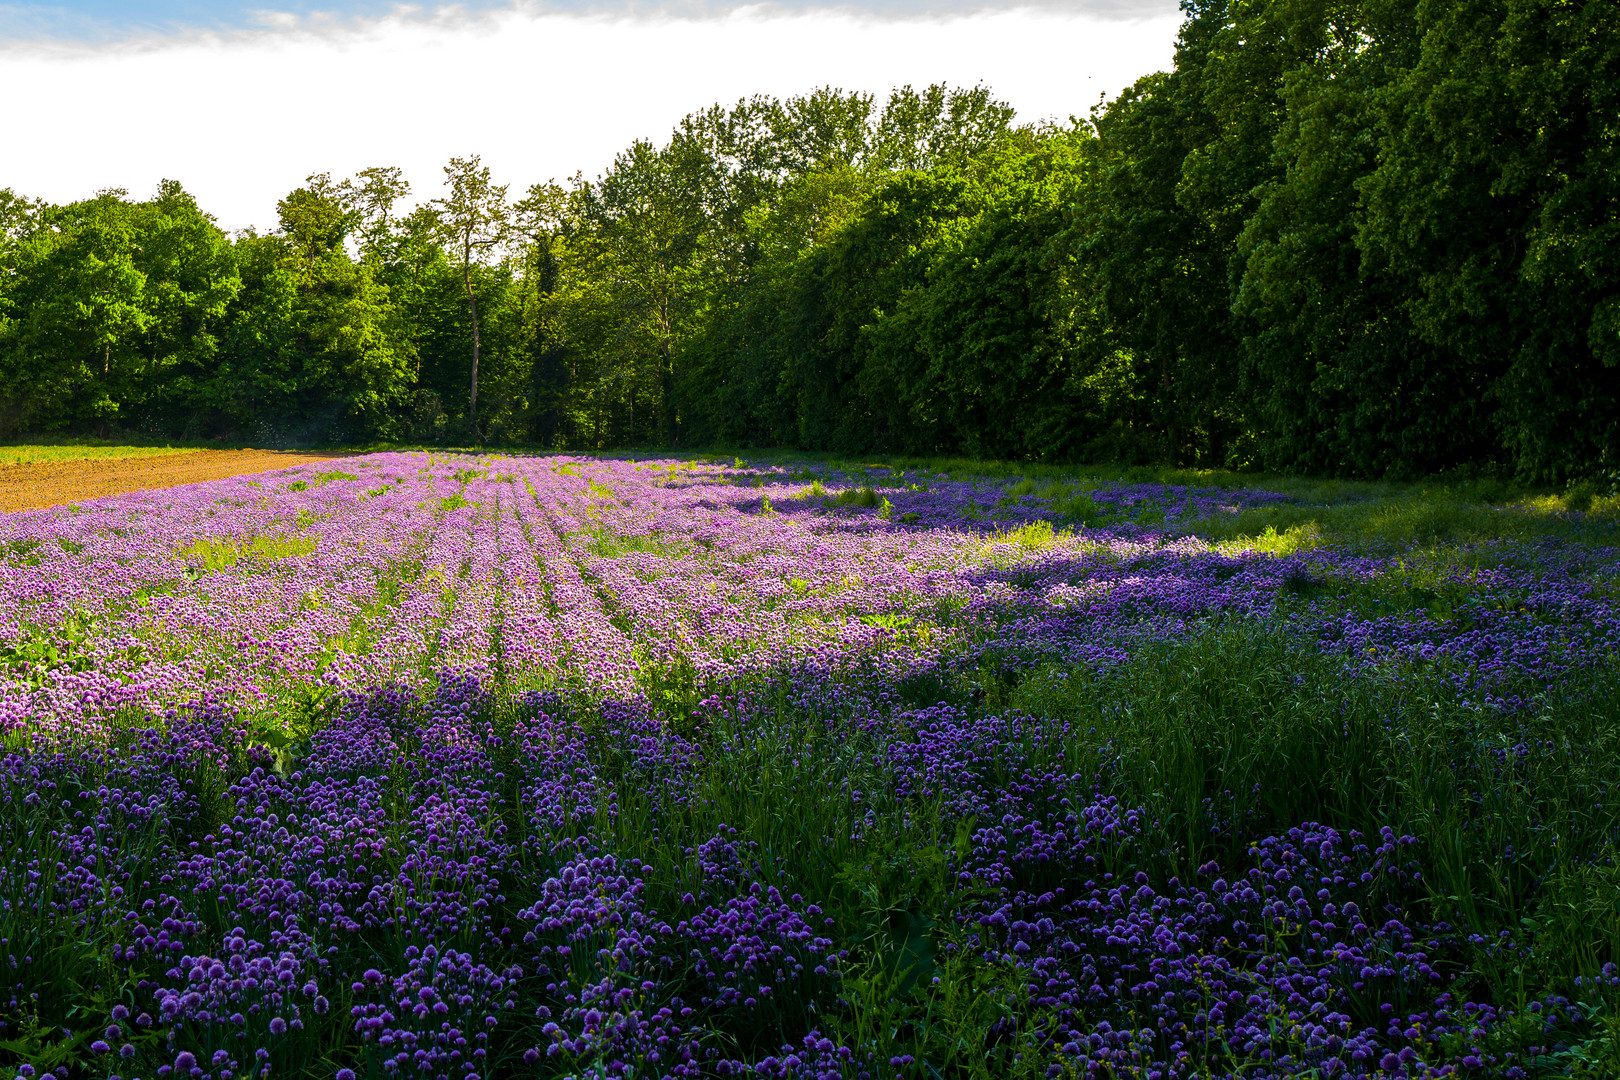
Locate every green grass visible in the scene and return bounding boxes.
[0,443,204,466]
[1187,490,1620,551]
[580,529,690,560]
[176,534,319,571]
[834,485,881,508]
[686,446,1619,552]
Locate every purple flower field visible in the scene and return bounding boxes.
[2,453,1618,1079]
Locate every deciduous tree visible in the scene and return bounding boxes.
[431,156,508,423]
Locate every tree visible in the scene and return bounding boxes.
[1357,0,1620,481]
[569,140,711,446]
[342,166,411,263]
[0,183,240,436]
[1223,0,1481,477]
[871,83,1017,172]
[0,188,39,291]
[215,176,412,440]
[2,191,150,432]
[132,180,241,433]
[512,182,573,446]
[867,128,1098,460]
[431,156,508,423]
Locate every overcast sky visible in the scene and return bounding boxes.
[1,1,1183,232]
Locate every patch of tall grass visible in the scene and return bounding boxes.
[1189,492,1620,551]
[1006,622,1620,988]
[176,534,319,570]
[0,443,203,467]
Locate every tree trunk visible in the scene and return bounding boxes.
[464,259,481,422]
[661,342,676,449]
[658,298,676,448]
[1160,352,1178,464]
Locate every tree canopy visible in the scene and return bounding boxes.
[2,0,1615,480]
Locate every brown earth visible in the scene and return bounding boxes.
[0,449,353,513]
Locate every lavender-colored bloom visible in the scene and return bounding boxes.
[4,454,1609,1078]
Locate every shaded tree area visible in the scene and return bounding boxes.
[0,0,1614,480]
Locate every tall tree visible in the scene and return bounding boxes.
[512,182,573,446]
[571,140,711,446]
[132,181,241,432]
[11,191,149,431]
[216,176,411,439]
[1225,0,1475,477]
[342,166,411,263]
[431,156,509,423]
[1357,0,1620,481]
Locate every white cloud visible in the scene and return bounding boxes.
[0,3,1181,231]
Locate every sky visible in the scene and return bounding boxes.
[0,1,1183,232]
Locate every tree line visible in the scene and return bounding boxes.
[1,0,1614,480]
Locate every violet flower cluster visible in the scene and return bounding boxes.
[1,453,1616,1078]
[0,452,1609,735]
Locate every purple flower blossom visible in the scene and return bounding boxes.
[4,454,1609,1078]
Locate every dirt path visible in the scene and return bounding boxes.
[0,449,352,513]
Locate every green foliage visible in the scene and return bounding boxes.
[834,485,881,508]
[0,182,238,436]
[1356,0,1620,482]
[2,11,1616,480]
[177,533,320,572]
[213,176,417,443]
[1229,0,1467,476]
[0,441,200,466]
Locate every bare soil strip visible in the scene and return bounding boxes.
[0,449,351,513]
